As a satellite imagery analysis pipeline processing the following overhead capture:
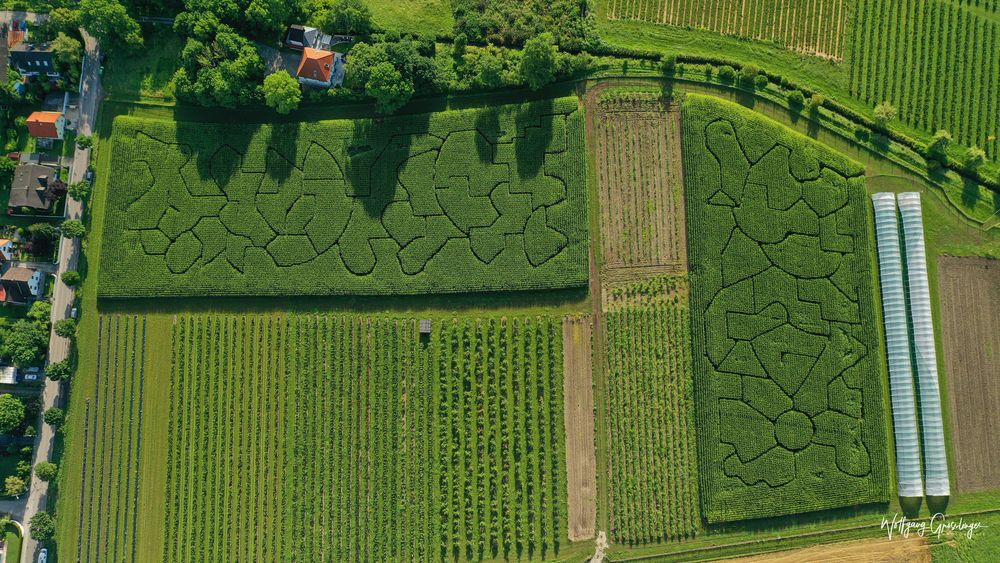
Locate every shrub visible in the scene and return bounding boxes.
[4,476,25,497]
[754,73,769,89]
[0,395,25,434]
[61,219,86,239]
[75,134,93,149]
[43,407,65,429]
[808,93,825,113]
[34,461,57,482]
[68,180,92,202]
[54,318,77,338]
[717,65,736,81]
[45,360,72,381]
[29,511,55,541]
[787,89,805,108]
[660,54,677,75]
[928,129,952,155]
[965,146,987,169]
[874,101,897,126]
[737,63,759,85]
[61,270,81,286]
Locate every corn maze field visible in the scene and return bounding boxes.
[682,95,889,522]
[851,0,1000,158]
[99,98,587,297]
[603,0,849,60]
[594,91,687,275]
[70,315,149,563]
[603,276,700,544]
[157,313,566,561]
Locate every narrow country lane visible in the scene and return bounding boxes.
[20,31,102,563]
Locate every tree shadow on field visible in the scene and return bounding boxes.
[703,501,890,536]
[474,105,500,164]
[962,176,981,208]
[174,119,258,189]
[515,97,554,180]
[265,120,301,183]
[347,111,431,219]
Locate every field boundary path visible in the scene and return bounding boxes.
[21,28,103,563]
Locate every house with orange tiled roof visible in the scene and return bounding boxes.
[26,111,65,140]
[296,47,344,88]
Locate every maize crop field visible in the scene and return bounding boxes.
[63,313,568,561]
[602,276,700,544]
[681,94,890,522]
[98,99,588,296]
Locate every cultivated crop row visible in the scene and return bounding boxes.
[160,313,567,561]
[595,100,687,270]
[604,281,700,544]
[436,317,567,560]
[607,0,848,60]
[71,315,148,563]
[851,0,1000,158]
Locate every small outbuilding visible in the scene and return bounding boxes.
[419,319,431,334]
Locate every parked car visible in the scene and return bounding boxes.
[37,548,48,563]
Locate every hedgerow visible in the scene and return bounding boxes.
[682,94,889,522]
[98,98,588,296]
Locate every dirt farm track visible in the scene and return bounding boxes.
[937,257,1000,493]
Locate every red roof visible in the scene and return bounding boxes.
[26,112,62,138]
[296,48,334,83]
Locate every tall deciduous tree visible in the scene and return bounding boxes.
[365,61,413,114]
[312,0,373,36]
[80,0,144,52]
[263,71,301,114]
[520,32,557,91]
[0,394,25,434]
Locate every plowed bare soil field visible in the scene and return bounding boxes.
[938,257,1000,493]
[721,535,930,562]
[563,315,597,541]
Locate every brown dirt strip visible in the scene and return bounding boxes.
[937,256,1000,493]
[562,315,597,541]
[718,535,931,562]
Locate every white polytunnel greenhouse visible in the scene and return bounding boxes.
[898,192,951,497]
[871,193,923,498]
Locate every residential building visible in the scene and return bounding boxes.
[1,266,45,303]
[9,41,59,79]
[296,47,345,88]
[26,111,65,140]
[9,163,64,211]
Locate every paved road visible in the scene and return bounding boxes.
[20,30,101,563]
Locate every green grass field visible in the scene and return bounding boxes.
[369,0,453,37]
[99,98,588,297]
[682,94,890,522]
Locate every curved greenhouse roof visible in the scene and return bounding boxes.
[871,193,923,498]
[898,192,950,497]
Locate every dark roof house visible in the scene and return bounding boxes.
[9,163,63,211]
[9,42,59,78]
[1,266,43,303]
